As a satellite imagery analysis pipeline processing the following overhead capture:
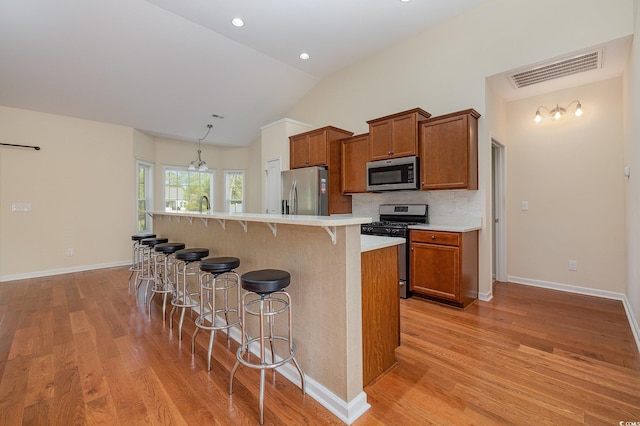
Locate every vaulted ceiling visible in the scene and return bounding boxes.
[0,0,487,146]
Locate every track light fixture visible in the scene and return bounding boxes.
[534,100,583,123]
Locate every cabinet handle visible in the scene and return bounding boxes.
[431,235,436,240]
[388,151,393,155]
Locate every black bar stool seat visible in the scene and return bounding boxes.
[240,269,290,294]
[132,232,155,241]
[200,257,241,274]
[175,248,210,262]
[154,242,186,254]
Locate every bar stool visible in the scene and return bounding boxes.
[128,232,155,292]
[170,247,210,340]
[229,269,305,425]
[136,237,168,299]
[192,257,241,371]
[149,242,185,321]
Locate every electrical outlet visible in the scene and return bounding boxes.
[568,260,577,271]
[67,248,74,257]
[11,203,32,212]
[521,201,529,211]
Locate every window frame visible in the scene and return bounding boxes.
[224,169,245,213]
[163,165,215,213]
[136,160,154,233]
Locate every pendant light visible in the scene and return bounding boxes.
[188,124,213,171]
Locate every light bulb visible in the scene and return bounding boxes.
[534,110,542,123]
[554,110,562,120]
[575,103,583,117]
[188,162,196,171]
[199,162,208,172]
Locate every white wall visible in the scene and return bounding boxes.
[506,78,626,293]
[285,0,634,297]
[624,0,640,338]
[0,106,135,279]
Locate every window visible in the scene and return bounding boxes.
[164,167,214,212]
[136,161,153,232]
[225,170,244,213]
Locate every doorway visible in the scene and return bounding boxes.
[265,157,281,214]
[492,138,507,283]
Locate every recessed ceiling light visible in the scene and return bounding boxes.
[399,0,411,2]
[299,52,310,60]
[231,17,244,27]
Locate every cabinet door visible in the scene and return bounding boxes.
[420,112,478,190]
[290,135,310,169]
[307,131,327,166]
[410,242,459,301]
[369,120,391,160]
[390,114,418,158]
[341,134,369,193]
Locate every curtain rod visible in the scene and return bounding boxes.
[0,142,41,151]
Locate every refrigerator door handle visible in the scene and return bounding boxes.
[292,181,298,215]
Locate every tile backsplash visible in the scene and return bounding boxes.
[352,190,483,222]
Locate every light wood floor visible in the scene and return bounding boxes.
[1,267,639,425]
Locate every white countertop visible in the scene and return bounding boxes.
[409,223,481,232]
[361,235,405,252]
[409,215,482,233]
[145,211,373,227]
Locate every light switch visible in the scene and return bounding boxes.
[11,203,32,212]
[521,201,529,211]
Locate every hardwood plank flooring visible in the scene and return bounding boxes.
[0,268,639,425]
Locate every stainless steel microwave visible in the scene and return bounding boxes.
[366,156,420,191]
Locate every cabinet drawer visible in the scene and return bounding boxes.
[410,230,459,246]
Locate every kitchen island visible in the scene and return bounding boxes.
[147,211,402,424]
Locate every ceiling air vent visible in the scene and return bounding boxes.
[509,49,603,88]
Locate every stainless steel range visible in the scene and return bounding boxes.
[361,204,428,298]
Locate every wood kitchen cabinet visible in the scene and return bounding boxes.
[418,109,480,190]
[289,126,353,169]
[341,133,369,193]
[289,125,354,214]
[410,229,478,308]
[361,245,399,386]
[367,108,431,161]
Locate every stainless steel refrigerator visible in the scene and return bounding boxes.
[281,166,328,216]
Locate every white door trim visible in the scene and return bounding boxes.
[491,137,507,283]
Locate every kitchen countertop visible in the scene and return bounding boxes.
[145,210,373,227]
[409,215,482,233]
[409,223,481,232]
[361,235,405,252]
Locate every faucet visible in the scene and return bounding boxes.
[199,195,210,213]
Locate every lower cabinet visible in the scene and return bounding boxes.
[410,230,478,308]
[361,245,399,386]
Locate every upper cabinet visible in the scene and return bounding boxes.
[419,109,481,191]
[289,125,354,214]
[290,126,353,169]
[341,133,369,194]
[367,108,431,161]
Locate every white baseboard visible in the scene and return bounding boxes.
[478,290,493,302]
[224,318,371,424]
[0,260,131,282]
[508,275,640,353]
